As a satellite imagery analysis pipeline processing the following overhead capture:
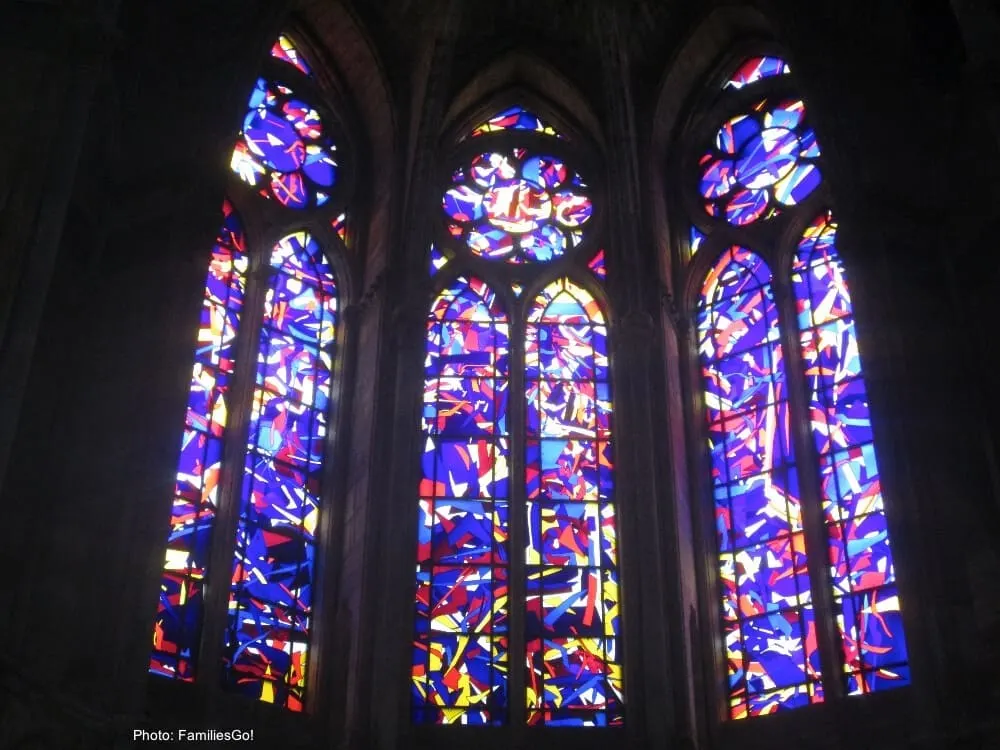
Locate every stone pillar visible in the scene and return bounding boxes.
[0,1,292,739]
[355,3,463,748]
[593,3,684,746]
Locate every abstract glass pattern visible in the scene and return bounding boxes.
[223,231,338,712]
[469,107,562,139]
[151,200,248,682]
[270,34,312,76]
[699,99,821,226]
[587,249,607,280]
[793,212,908,695]
[442,149,592,263]
[429,245,449,276]
[413,277,511,725]
[525,279,623,727]
[231,78,338,210]
[698,247,822,718]
[332,212,348,245]
[690,226,707,258]
[724,57,791,90]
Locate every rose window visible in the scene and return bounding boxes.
[699,99,821,226]
[442,149,593,264]
[231,78,339,210]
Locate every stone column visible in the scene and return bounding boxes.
[1,1,293,737]
[592,3,684,746]
[355,3,464,748]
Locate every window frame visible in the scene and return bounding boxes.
[408,98,630,743]
[146,29,363,730]
[670,45,920,743]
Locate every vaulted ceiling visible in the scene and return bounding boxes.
[343,0,691,119]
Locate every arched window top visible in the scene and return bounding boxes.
[271,231,338,294]
[676,32,911,718]
[794,211,839,269]
[697,248,779,370]
[700,246,773,308]
[724,56,791,90]
[431,276,507,322]
[205,200,249,321]
[441,148,593,264]
[267,232,338,351]
[270,34,313,76]
[527,278,606,326]
[467,106,563,139]
[152,28,354,708]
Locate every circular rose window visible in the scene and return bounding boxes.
[231,78,339,210]
[442,148,592,264]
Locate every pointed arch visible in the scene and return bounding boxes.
[650,6,784,283]
[151,25,359,713]
[413,275,511,726]
[414,73,622,726]
[151,199,248,683]
[441,50,603,152]
[697,247,818,718]
[524,278,623,726]
[676,42,911,721]
[222,231,338,711]
[231,42,343,210]
[270,34,313,76]
[792,213,908,695]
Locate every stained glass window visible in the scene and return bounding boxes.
[442,150,592,263]
[468,107,562,139]
[271,34,312,76]
[690,227,706,258]
[587,249,607,280]
[414,107,623,727]
[525,280,622,726]
[793,213,908,695]
[429,245,449,276]
[223,231,337,711]
[331,212,348,244]
[413,276,511,725]
[724,56,791,90]
[689,57,908,720]
[231,77,338,209]
[152,32,350,713]
[697,248,820,718]
[698,99,821,226]
[151,199,248,682]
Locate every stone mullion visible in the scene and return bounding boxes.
[592,3,674,747]
[198,243,273,714]
[772,275,846,705]
[360,2,464,747]
[313,280,372,743]
[120,3,291,724]
[337,278,390,750]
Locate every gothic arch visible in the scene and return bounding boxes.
[442,50,605,155]
[650,6,780,296]
[295,0,397,275]
[651,12,921,741]
[147,27,371,726]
